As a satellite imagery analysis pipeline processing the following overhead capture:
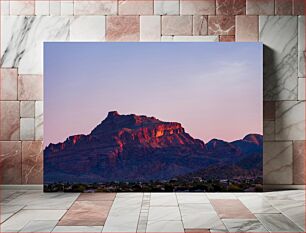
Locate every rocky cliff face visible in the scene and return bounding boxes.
[44,112,262,183]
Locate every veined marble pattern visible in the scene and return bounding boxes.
[259,16,298,101]
[1,16,70,74]
[0,190,304,232]
[154,0,179,15]
[263,141,293,184]
[275,101,305,140]
[298,16,305,78]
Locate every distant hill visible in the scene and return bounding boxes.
[44,111,262,183]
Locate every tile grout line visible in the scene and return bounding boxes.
[136,192,151,232]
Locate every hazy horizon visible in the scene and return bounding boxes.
[44,42,263,147]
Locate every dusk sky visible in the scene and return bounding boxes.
[44,42,263,147]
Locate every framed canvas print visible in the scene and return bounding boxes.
[44,42,263,192]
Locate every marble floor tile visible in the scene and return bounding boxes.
[238,196,279,214]
[19,220,58,232]
[103,202,141,232]
[23,192,79,210]
[206,193,237,199]
[52,226,103,232]
[0,190,18,201]
[263,190,305,201]
[58,200,113,226]
[0,204,25,223]
[115,192,143,198]
[4,190,42,205]
[111,194,142,208]
[256,213,304,232]
[176,193,210,204]
[179,203,216,215]
[0,209,66,232]
[184,229,210,233]
[222,219,269,232]
[1,191,26,204]
[179,203,223,230]
[146,220,184,233]
[148,206,181,221]
[267,200,305,230]
[77,193,116,201]
[210,199,256,219]
[150,193,178,206]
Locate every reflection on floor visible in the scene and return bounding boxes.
[0,189,304,232]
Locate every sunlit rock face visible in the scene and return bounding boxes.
[44,111,262,184]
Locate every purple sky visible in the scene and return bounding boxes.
[44,42,263,147]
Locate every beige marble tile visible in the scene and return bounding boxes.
[20,101,35,118]
[193,16,208,35]
[20,220,58,232]
[1,209,66,232]
[223,219,268,232]
[246,0,274,15]
[148,206,181,221]
[1,0,10,15]
[0,101,20,140]
[106,16,140,41]
[264,141,293,184]
[10,0,35,15]
[22,141,43,184]
[0,141,22,184]
[154,0,179,15]
[52,226,103,232]
[35,0,50,15]
[162,16,192,36]
[256,213,303,232]
[0,68,18,100]
[50,1,61,16]
[18,75,43,100]
[298,16,305,78]
[293,140,305,184]
[35,101,43,140]
[180,0,215,15]
[298,78,305,100]
[236,15,258,42]
[61,1,74,15]
[119,0,153,15]
[20,118,35,140]
[147,220,184,232]
[275,101,305,140]
[140,16,161,41]
[74,0,117,15]
[70,16,106,41]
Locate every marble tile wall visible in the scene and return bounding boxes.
[0,0,305,185]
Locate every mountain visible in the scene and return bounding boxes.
[44,111,262,183]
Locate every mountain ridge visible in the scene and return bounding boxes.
[44,111,262,184]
